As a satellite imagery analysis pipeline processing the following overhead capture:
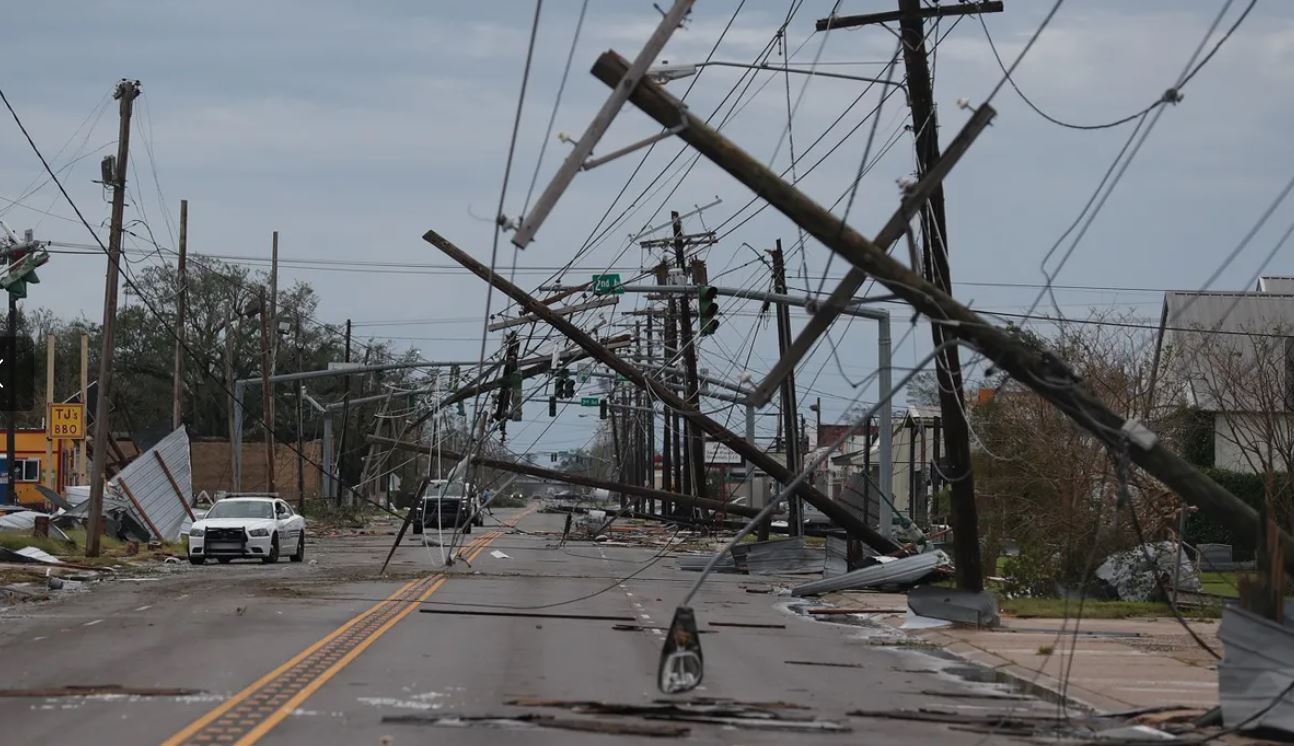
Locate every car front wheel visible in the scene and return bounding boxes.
[263,534,280,564]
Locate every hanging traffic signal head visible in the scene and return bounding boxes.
[549,395,558,417]
[697,285,719,336]
[0,245,48,299]
[564,377,576,399]
[600,399,608,420]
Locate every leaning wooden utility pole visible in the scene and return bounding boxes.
[86,79,140,557]
[893,0,983,593]
[426,229,901,553]
[769,241,803,535]
[258,286,276,493]
[814,0,1003,597]
[590,48,1294,578]
[172,199,188,429]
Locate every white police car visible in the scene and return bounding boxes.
[187,497,306,565]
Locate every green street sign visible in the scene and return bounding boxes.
[591,273,623,296]
[580,396,600,407]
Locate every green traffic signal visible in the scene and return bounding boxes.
[698,285,719,336]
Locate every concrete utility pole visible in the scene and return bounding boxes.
[86,79,140,557]
[258,286,275,493]
[770,242,803,536]
[172,199,188,430]
[655,264,674,504]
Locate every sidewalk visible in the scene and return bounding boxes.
[821,591,1220,713]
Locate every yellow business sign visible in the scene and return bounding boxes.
[48,403,85,440]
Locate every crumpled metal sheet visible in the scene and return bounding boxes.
[112,426,193,542]
[1094,541,1200,602]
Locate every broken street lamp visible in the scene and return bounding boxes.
[658,606,703,694]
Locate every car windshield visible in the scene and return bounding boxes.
[424,482,465,499]
[206,500,274,519]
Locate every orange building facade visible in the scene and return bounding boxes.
[1,427,74,506]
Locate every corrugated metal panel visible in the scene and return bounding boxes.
[110,426,192,541]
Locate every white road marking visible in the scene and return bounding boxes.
[135,605,152,612]
[640,613,652,620]
[32,636,46,641]
[83,619,102,627]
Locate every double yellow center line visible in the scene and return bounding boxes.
[161,528,506,746]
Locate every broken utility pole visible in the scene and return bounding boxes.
[424,229,900,553]
[670,212,708,510]
[590,48,1294,579]
[87,79,140,557]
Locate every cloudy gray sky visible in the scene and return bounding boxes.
[2,1,1292,455]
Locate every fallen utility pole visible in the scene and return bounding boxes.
[87,79,140,557]
[590,49,1294,577]
[424,229,901,553]
[368,435,759,519]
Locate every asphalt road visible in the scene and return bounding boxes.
[0,507,1050,744]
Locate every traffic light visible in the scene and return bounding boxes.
[698,285,719,335]
[548,395,557,417]
[562,377,576,399]
[600,399,608,420]
[0,245,48,299]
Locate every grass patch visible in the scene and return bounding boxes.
[1200,571,1242,599]
[0,529,182,564]
[1001,597,1220,620]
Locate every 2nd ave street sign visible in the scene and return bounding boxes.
[48,403,85,439]
[591,274,623,296]
[580,396,600,407]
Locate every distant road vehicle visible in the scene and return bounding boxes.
[187,497,306,565]
[415,480,478,535]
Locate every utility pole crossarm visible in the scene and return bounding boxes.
[589,48,1294,579]
[815,1,1003,31]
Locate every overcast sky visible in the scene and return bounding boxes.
[2,1,1292,455]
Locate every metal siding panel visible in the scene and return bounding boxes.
[113,427,192,541]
